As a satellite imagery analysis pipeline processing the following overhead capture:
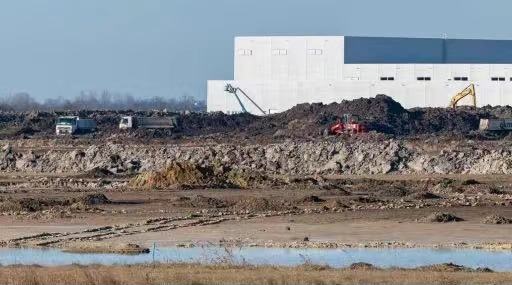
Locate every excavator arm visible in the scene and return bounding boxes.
[449,84,476,109]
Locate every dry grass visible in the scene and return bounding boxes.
[0,263,510,285]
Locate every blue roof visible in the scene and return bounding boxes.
[344,36,512,64]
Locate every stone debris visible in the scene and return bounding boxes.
[422,212,464,223]
[2,140,512,177]
[482,214,512,224]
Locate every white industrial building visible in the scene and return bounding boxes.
[207,36,512,114]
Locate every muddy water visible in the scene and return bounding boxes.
[0,247,511,271]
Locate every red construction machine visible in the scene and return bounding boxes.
[328,114,367,135]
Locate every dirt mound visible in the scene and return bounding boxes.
[327,199,349,209]
[80,194,111,205]
[299,195,326,204]
[376,186,410,197]
[408,192,441,200]
[348,262,379,270]
[417,263,491,272]
[487,187,506,195]
[461,179,480,185]
[422,212,464,223]
[354,196,381,204]
[231,197,293,213]
[0,199,40,213]
[254,95,482,137]
[0,197,98,219]
[0,198,61,212]
[130,162,273,189]
[408,108,480,136]
[86,167,115,178]
[172,195,229,209]
[482,215,512,224]
[260,95,409,137]
[430,180,464,194]
[224,169,273,189]
[0,95,509,140]
[130,162,213,188]
[180,112,257,137]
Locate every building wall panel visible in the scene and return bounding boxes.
[217,36,512,115]
[208,80,510,114]
[234,37,272,81]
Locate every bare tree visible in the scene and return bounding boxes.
[0,91,206,112]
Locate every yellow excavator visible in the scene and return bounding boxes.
[449,84,476,109]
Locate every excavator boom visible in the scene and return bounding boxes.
[224,84,266,115]
[449,84,476,109]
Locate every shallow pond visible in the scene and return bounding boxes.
[0,247,511,271]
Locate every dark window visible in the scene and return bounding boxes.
[454,77,461,81]
[461,77,468,81]
[417,77,424,81]
[492,77,499,81]
[500,77,506,81]
[492,77,506,81]
[454,77,469,81]
[424,77,431,81]
[380,77,388,81]
[387,77,395,81]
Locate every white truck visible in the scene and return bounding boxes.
[479,118,512,131]
[119,116,179,130]
[55,116,97,135]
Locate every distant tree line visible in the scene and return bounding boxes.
[0,91,206,112]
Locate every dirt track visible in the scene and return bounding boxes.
[1,171,511,250]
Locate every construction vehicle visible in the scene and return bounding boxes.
[449,84,476,109]
[55,116,96,135]
[119,116,180,130]
[224,84,266,115]
[479,118,512,131]
[328,114,367,135]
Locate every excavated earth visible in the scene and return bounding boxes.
[2,95,512,141]
[0,96,512,252]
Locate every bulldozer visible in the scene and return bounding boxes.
[449,84,476,109]
[328,114,367,135]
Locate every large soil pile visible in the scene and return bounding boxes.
[160,95,485,138]
[129,162,272,189]
[0,95,509,139]
[259,95,488,136]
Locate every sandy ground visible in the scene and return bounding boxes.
[1,182,511,249]
[3,208,511,248]
[113,209,512,247]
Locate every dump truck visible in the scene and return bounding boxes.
[479,118,512,131]
[55,116,97,135]
[119,116,179,130]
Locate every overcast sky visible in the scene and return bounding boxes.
[0,0,511,100]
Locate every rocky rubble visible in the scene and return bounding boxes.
[421,212,464,223]
[2,139,512,176]
[482,214,512,224]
